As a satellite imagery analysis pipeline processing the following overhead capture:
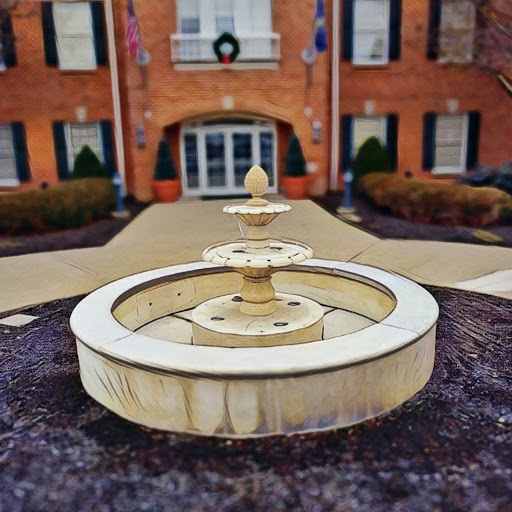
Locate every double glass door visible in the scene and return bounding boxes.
[181,123,276,196]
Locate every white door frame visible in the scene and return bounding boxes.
[180,121,277,196]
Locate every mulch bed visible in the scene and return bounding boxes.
[315,194,512,248]
[1,287,511,512]
[0,199,148,258]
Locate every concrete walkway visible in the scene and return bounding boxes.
[1,199,512,313]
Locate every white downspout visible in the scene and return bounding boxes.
[330,0,340,191]
[104,0,126,192]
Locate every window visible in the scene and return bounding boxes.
[352,116,387,157]
[341,114,398,171]
[41,2,107,70]
[427,0,475,62]
[172,0,278,63]
[343,0,401,64]
[0,124,16,184]
[0,123,30,186]
[65,122,103,170]
[422,112,480,174]
[52,120,115,179]
[354,0,389,64]
[181,121,276,196]
[0,11,17,69]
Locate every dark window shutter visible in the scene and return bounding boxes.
[1,13,17,67]
[90,2,108,66]
[386,113,398,170]
[422,113,436,170]
[342,0,354,61]
[41,2,58,66]
[11,123,30,182]
[52,122,70,179]
[100,120,115,177]
[341,115,353,170]
[389,0,401,60]
[427,0,441,60]
[466,111,481,170]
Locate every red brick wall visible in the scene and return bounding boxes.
[339,0,512,184]
[0,1,115,192]
[116,0,331,201]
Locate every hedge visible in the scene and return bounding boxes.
[359,173,512,226]
[0,178,115,235]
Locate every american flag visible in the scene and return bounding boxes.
[126,0,141,58]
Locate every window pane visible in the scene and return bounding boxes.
[355,0,387,30]
[216,0,234,33]
[435,145,462,168]
[436,115,464,142]
[259,131,274,187]
[53,2,96,69]
[67,122,102,169]
[353,117,385,156]
[205,133,226,187]
[439,0,475,62]
[251,0,272,32]
[0,125,16,180]
[233,133,252,187]
[184,134,199,189]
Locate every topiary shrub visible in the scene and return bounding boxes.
[70,145,108,179]
[359,172,512,226]
[0,178,115,235]
[153,139,177,180]
[285,134,307,177]
[351,136,393,191]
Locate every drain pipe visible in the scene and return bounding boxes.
[104,0,126,193]
[330,0,340,191]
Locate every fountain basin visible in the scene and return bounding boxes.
[70,259,438,438]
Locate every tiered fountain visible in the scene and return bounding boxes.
[71,166,438,438]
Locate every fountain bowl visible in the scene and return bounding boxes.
[70,259,438,438]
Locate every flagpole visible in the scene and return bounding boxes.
[330,0,340,191]
[105,0,126,193]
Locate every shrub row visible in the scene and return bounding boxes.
[0,178,115,235]
[359,173,512,226]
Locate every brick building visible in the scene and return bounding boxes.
[0,0,510,202]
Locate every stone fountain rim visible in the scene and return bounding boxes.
[70,259,439,379]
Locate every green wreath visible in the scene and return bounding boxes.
[213,32,240,64]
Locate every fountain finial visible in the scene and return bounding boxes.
[244,165,269,207]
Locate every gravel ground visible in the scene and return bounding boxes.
[0,199,148,258]
[1,287,511,512]
[315,194,512,247]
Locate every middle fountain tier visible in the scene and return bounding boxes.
[193,165,324,347]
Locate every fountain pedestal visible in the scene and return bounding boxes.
[195,165,324,347]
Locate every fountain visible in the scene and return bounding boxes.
[71,166,438,438]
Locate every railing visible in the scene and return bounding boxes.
[170,33,280,63]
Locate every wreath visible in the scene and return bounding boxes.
[213,32,241,64]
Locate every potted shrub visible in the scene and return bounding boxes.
[282,133,309,199]
[151,138,180,203]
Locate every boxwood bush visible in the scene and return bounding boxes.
[359,173,512,226]
[0,178,115,235]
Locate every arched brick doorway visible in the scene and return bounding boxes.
[165,115,292,197]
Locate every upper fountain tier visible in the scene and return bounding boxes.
[202,165,313,270]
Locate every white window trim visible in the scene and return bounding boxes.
[0,124,19,187]
[53,2,97,71]
[351,116,388,157]
[64,122,104,173]
[180,122,277,197]
[352,0,390,66]
[432,114,468,175]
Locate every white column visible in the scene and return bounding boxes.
[104,0,126,192]
[330,0,341,191]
